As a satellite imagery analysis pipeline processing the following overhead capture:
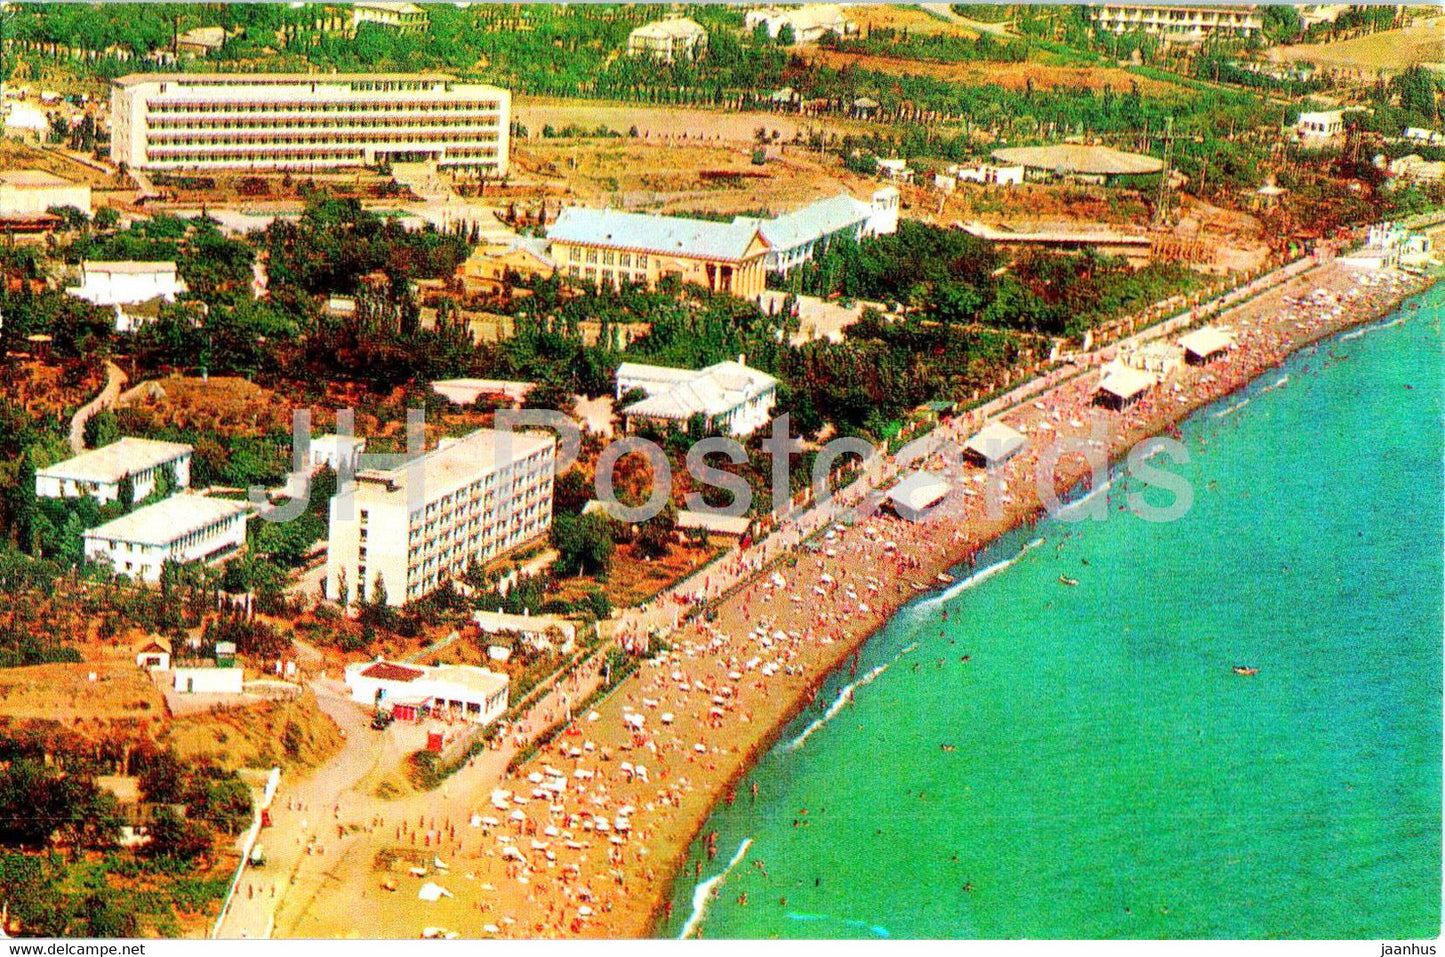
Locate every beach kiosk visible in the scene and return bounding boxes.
[963,421,1027,467]
[1095,366,1157,411]
[1178,327,1234,366]
[887,471,952,522]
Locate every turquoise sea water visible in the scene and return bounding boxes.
[664,283,1444,940]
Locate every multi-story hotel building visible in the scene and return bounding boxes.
[1087,4,1263,42]
[325,428,556,608]
[110,72,511,173]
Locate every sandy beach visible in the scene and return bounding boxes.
[267,256,1436,940]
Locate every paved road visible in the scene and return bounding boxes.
[69,360,127,453]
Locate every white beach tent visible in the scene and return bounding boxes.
[887,471,952,522]
[1095,365,1158,410]
[964,420,1027,466]
[1177,326,1234,365]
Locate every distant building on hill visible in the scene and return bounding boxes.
[990,144,1165,185]
[350,2,430,33]
[1294,109,1345,140]
[1086,4,1264,43]
[744,5,855,44]
[627,16,708,62]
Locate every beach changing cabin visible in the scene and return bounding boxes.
[1095,366,1157,411]
[887,472,952,522]
[1178,327,1234,365]
[963,421,1027,467]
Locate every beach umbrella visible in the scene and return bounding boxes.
[483,924,501,934]
[510,810,526,822]
[660,713,675,724]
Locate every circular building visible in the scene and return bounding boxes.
[991,144,1165,185]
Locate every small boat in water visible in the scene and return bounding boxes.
[1232,666,1259,676]
[1058,575,1079,587]
[937,572,956,584]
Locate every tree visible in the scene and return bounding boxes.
[552,512,614,577]
[143,806,211,862]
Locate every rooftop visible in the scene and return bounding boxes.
[1097,365,1158,400]
[114,71,461,88]
[0,169,78,188]
[547,207,765,262]
[619,360,778,422]
[360,661,426,682]
[83,493,250,547]
[83,260,180,275]
[965,421,1027,460]
[991,144,1165,176]
[888,472,952,513]
[1177,326,1234,357]
[354,427,554,505]
[39,437,193,485]
[746,193,873,252]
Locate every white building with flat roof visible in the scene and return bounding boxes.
[308,434,367,474]
[744,5,855,44]
[111,72,511,173]
[83,493,250,581]
[37,437,193,504]
[325,428,556,607]
[344,659,510,725]
[0,169,92,217]
[1295,109,1345,139]
[1087,4,1263,42]
[67,261,188,332]
[627,17,708,62]
[617,358,779,437]
[350,2,429,33]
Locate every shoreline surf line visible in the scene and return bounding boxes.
[678,838,753,939]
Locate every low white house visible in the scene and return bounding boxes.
[617,357,778,437]
[431,378,536,407]
[627,17,708,62]
[173,665,244,694]
[83,493,250,581]
[344,659,510,725]
[36,437,193,504]
[875,158,913,182]
[134,636,171,671]
[308,433,367,474]
[0,169,92,217]
[1294,109,1344,140]
[744,4,854,44]
[67,260,188,332]
[952,163,1025,187]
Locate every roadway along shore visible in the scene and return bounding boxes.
[282,258,1435,940]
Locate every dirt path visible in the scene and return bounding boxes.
[69,359,126,453]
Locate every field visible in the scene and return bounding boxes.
[515,136,867,214]
[0,660,166,726]
[117,375,299,435]
[513,96,882,147]
[1265,21,1445,74]
[804,49,1186,95]
[161,686,345,773]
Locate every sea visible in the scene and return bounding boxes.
[664,281,1444,940]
